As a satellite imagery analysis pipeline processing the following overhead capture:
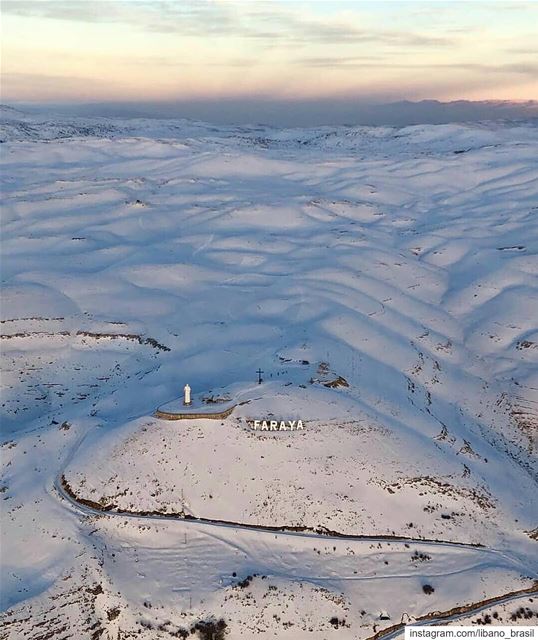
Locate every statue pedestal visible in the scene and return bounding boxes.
[156,396,236,421]
[155,381,256,421]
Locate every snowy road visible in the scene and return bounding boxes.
[51,425,537,638]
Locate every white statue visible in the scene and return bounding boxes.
[183,383,191,406]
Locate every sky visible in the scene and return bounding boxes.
[1,0,537,108]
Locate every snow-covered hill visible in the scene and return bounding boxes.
[1,108,537,638]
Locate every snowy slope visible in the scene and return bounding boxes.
[1,108,537,638]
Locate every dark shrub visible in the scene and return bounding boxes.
[191,618,227,640]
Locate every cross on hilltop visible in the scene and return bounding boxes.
[256,368,264,384]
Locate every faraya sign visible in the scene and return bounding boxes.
[248,419,305,431]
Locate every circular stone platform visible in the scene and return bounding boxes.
[155,395,237,421]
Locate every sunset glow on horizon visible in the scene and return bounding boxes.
[1,0,537,105]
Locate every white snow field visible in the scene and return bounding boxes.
[1,106,537,638]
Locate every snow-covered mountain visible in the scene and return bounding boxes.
[1,108,537,639]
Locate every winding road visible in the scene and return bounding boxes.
[53,426,538,639]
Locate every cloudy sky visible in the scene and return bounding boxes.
[2,0,537,104]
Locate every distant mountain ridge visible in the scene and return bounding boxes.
[4,98,538,128]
